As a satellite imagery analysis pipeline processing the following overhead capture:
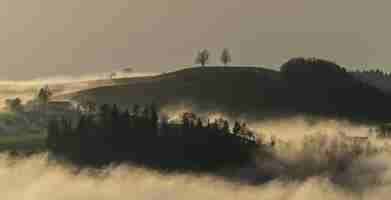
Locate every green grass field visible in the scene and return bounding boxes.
[0,111,47,153]
[0,132,46,153]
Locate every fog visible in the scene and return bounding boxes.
[161,103,376,139]
[0,112,390,199]
[1,75,391,199]
[0,71,154,109]
[1,128,391,200]
[1,153,350,200]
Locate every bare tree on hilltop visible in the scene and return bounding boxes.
[109,72,117,80]
[38,85,52,105]
[221,48,232,66]
[37,85,53,113]
[195,49,210,67]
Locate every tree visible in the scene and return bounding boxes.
[220,48,232,66]
[38,85,52,105]
[80,98,96,114]
[195,49,210,67]
[5,97,23,112]
[196,118,203,129]
[99,104,111,123]
[109,72,117,80]
[111,104,120,121]
[132,104,140,117]
[150,104,159,135]
[122,67,133,74]
[233,121,241,135]
[37,85,52,113]
[222,120,230,133]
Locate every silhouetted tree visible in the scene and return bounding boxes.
[99,104,111,123]
[109,72,117,79]
[221,48,232,66]
[150,104,159,135]
[132,104,140,117]
[196,118,203,129]
[111,104,120,121]
[233,121,241,135]
[195,49,210,67]
[80,98,96,114]
[222,120,230,133]
[38,85,52,105]
[122,67,133,74]
[5,97,23,112]
[37,85,52,113]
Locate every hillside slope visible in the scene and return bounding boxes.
[351,71,391,94]
[69,62,391,121]
[70,67,286,116]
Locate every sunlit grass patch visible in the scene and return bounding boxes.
[0,132,46,153]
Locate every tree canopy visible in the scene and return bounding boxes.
[47,104,257,170]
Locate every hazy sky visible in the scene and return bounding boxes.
[1,0,391,80]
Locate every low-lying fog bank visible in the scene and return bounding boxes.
[1,93,390,199]
[3,114,391,200]
[1,149,390,200]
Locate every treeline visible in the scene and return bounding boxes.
[351,69,391,94]
[47,104,258,170]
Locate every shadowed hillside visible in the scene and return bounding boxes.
[70,67,287,117]
[70,59,391,122]
[351,70,391,94]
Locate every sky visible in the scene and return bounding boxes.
[1,0,391,80]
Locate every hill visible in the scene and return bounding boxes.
[351,70,391,94]
[69,59,391,122]
[69,67,287,117]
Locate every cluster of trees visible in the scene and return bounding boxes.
[351,69,391,94]
[47,104,258,170]
[195,48,232,67]
[5,85,53,113]
[352,69,390,76]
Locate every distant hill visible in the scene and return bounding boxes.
[69,59,391,122]
[351,70,391,94]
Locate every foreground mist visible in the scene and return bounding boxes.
[3,116,391,200]
[0,151,390,200]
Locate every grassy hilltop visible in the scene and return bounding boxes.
[70,66,286,117]
[69,58,391,122]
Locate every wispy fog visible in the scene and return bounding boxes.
[0,71,155,108]
[1,140,391,200]
[0,116,390,199]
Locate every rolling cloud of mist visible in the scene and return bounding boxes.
[160,104,376,139]
[1,144,391,200]
[158,104,391,193]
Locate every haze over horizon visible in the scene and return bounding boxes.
[1,0,391,80]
